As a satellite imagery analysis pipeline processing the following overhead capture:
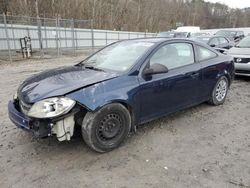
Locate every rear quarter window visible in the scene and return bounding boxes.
[197,45,217,61]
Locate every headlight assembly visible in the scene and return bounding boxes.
[28,97,76,118]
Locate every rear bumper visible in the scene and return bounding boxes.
[8,100,51,138]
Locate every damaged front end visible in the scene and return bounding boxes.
[8,96,86,141]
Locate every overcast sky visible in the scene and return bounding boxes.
[204,0,250,9]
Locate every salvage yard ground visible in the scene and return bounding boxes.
[0,56,250,188]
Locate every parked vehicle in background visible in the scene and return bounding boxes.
[174,26,201,38]
[176,26,200,33]
[190,32,211,37]
[228,36,250,76]
[157,31,211,39]
[215,30,245,43]
[8,38,234,152]
[191,36,234,53]
[157,31,189,38]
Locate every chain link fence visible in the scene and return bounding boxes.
[0,14,155,62]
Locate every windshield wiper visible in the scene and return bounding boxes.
[84,65,105,72]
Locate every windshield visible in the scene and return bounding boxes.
[215,30,236,38]
[82,41,154,72]
[236,36,250,48]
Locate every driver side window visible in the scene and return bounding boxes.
[150,43,195,70]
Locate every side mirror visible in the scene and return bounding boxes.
[143,63,168,76]
[143,68,154,75]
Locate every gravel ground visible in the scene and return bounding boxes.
[0,56,250,188]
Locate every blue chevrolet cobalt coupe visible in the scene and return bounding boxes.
[8,38,234,152]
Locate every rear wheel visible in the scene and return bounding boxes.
[208,76,229,105]
[81,103,131,153]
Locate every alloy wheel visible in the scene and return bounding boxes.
[215,79,227,102]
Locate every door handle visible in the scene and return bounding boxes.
[185,72,200,78]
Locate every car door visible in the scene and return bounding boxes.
[138,42,202,123]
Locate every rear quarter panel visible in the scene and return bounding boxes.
[200,54,234,100]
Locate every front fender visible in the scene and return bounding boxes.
[66,75,140,115]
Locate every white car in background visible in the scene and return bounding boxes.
[176,26,200,34]
[174,26,201,38]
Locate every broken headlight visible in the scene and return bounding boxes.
[28,97,76,118]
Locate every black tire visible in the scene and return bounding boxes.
[208,76,229,106]
[81,103,131,153]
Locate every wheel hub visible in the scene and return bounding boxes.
[98,114,122,141]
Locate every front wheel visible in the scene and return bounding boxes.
[81,103,131,153]
[208,76,229,105]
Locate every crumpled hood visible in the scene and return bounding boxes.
[18,65,118,103]
[228,47,250,55]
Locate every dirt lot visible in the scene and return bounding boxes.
[0,56,250,188]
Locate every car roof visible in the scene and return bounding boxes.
[122,37,194,44]
[124,37,167,43]
[119,38,222,53]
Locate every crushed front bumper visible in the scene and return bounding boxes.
[8,100,51,138]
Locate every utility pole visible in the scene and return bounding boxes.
[92,0,96,28]
[35,0,44,57]
[91,0,96,50]
[192,13,196,26]
[110,0,113,29]
[137,0,141,30]
[3,13,12,62]
[3,0,9,15]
